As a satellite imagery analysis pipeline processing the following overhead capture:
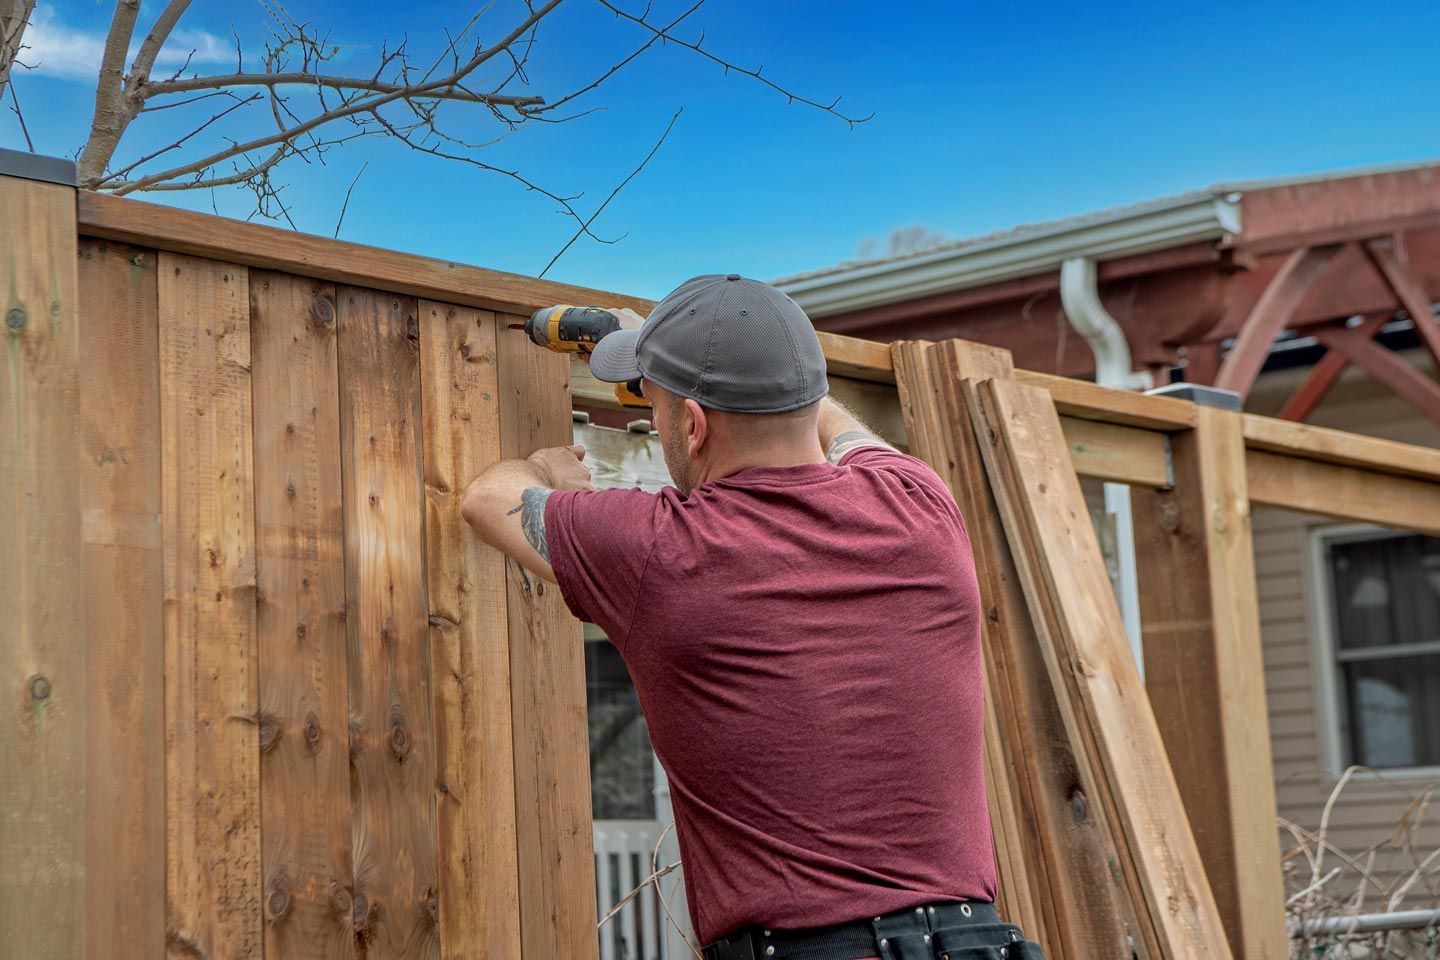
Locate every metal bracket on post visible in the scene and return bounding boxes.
[1146,382,1243,411]
[0,148,78,188]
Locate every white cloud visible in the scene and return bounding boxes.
[22,3,232,82]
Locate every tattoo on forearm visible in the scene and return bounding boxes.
[518,487,553,562]
[827,429,886,464]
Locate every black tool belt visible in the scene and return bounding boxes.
[701,899,1045,960]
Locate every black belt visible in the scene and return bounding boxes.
[702,900,1014,960]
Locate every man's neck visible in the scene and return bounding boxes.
[691,438,829,487]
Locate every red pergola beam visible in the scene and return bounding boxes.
[1214,244,1343,397]
[1277,314,1388,422]
[1363,240,1440,368]
[1312,323,1440,427]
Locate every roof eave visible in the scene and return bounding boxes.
[780,194,1243,319]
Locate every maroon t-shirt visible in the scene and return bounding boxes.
[546,446,996,945]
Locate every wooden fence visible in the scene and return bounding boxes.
[7,153,1440,959]
[2,165,619,959]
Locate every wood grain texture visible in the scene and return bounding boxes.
[1245,449,1440,536]
[250,271,355,959]
[77,239,166,959]
[1134,407,1288,959]
[1059,417,1171,488]
[336,286,439,959]
[417,301,522,959]
[0,175,84,958]
[1013,369,1197,430]
[80,191,650,319]
[496,315,598,960]
[972,377,1232,960]
[1242,408,1440,481]
[159,252,262,958]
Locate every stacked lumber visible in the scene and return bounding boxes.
[892,340,1234,960]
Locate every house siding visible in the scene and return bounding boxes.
[1246,350,1440,902]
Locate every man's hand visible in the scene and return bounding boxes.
[527,444,595,492]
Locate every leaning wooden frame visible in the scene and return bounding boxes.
[5,165,1440,959]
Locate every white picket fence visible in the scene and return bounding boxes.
[594,819,689,960]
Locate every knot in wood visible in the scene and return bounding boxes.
[331,885,353,918]
[423,885,439,924]
[258,715,281,753]
[1160,501,1181,533]
[6,307,26,331]
[352,892,374,934]
[389,722,411,762]
[267,884,292,925]
[296,622,307,640]
[304,711,322,752]
[459,342,471,359]
[310,293,336,330]
[28,674,51,702]
[1069,788,1089,824]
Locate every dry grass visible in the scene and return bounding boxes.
[1282,767,1440,958]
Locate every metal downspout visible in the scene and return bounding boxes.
[1059,257,1152,674]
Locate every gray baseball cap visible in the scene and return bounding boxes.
[589,273,828,413]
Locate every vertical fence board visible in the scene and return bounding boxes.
[159,252,262,958]
[337,286,439,959]
[250,271,356,959]
[496,315,599,960]
[78,239,166,958]
[0,175,83,959]
[1134,406,1288,959]
[417,301,523,959]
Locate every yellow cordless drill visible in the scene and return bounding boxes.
[515,305,650,408]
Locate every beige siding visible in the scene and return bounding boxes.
[1247,351,1440,905]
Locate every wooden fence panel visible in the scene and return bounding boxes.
[251,271,356,958]
[418,302,524,959]
[497,314,600,960]
[159,252,263,958]
[78,239,166,959]
[0,172,84,960]
[337,286,440,958]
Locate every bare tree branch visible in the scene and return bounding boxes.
[130,0,194,82]
[77,0,142,185]
[540,106,681,278]
[146,71,545,108]
[0,0,35,100]
[594,0,874,126]
[8,72,31,151]
[108,0,569,194]
[333,161,368,237]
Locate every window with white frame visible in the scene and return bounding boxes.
[1315,526,1440,770]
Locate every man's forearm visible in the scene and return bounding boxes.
[461,458,558,580]
[817,396,889,463]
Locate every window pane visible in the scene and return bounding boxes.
[585,634,655,820]
[1342,653,1440,768]
[1329,534,1440,651]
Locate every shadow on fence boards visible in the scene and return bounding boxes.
[0,154,626,958]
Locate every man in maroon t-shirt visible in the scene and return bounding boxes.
[463,275,1041,960]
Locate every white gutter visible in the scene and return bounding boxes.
[779,193,1241,319]
[1059,256,1149,673]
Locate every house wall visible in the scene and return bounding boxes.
[1246,351,1440,905]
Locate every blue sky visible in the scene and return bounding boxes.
[10,1,1440,298]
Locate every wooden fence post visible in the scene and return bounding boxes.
[1134,398,1289,959]
[0,152,85,959]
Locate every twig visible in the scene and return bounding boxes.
[538,107,681,278]
[8,76,32,151]
[333,161,367,237]
[594,0,873,126]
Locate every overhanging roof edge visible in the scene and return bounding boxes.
[779,194,1241,319]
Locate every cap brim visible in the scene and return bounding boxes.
[588,328,643,383]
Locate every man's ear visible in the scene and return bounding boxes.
[684,398,708,458]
